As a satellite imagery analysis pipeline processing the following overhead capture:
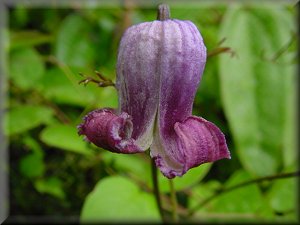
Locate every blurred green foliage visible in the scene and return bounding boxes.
[6,2,297,223]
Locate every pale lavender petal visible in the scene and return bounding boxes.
[78,108,142,154]
[116,21,162,150]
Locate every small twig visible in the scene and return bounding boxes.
[259,32,296,64]
[151,159,166,222]
[169,179,179,223]
[207,47,235,58]
[187,170,300,217]
[43,98,71,124]
[78,71,115,87]
[271,32,296,62]
[207,38,236,58]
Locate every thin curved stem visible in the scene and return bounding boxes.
[169,179,179,223]
[151,159,166,222]
[157,4,170,21]
[187,170,300,217]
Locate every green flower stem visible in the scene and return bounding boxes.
[169,179,179,223]
[151,158,166,222]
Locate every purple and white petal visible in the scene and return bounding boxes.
[150,20,212,178]
[116,21,162,150]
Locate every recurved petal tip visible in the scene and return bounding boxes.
[151,116,230,179]
[78,108,143,154]
[175,116,231,171]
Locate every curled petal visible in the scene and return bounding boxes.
[78,108,142,153]
[152,116,230,178]
[175,116,231,170]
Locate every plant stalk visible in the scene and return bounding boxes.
[169,179,179,223]
[151,159,166,222]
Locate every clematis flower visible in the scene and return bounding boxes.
[78,5,230,178]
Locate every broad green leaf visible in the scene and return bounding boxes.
[189,171,265,222]
[9,47,45,90]
[101,152,148,177]
[267,177,297,214]
[55,14,95,70]
[5,105,54,135]
[80,176,160,223]
[200,170,262,214]
[19,153,45,178]
[40,124,92,156]
[212,170,263,213]
[157,163,211,193]
[38,67,94,106]
[219,6,296,176]
[34,177,65,199]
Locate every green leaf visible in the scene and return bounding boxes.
[38,67,93,106]
[189,171,267,222]
[267,177,297,213]
[189,180,222,211]
[9,47,45,90]
[34,177,65,199]
[214,170,263,213]
[81,176,160,223]
[102,151,211,192]
[10,6,28,28]
[157,163,211,193]
[22,135,44,157]
[19,153,45,178]
[40,124,93,156]
[282,70,297,168]
[55,14,95,70]
[102,152,147,177]
[204,170,262,214]
[5,105,54,135]
[219,6,296,176]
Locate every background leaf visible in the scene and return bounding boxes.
[157,163,211,193]
[19,153,45,178]
[40,124,93,155]
[34,177,66,199]
[9,47,45,90]
[219,5,296,176]
[38,67,118,107]
[80,176,160,222]
[55,14,96,70]
[5,105,54,135]
[189,170,264,223]
[267,174,297,214]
